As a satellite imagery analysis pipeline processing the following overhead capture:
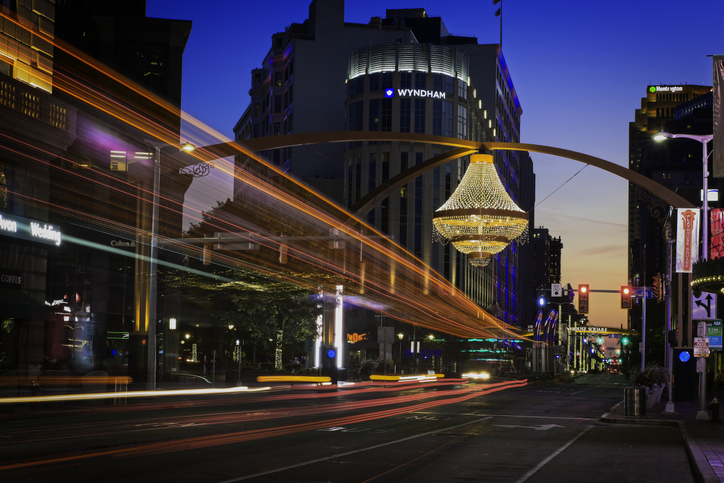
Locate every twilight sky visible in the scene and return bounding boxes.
[146,0,724,330]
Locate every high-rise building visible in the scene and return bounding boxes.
[49,1,192,379]
[234,1,536,334]
[0,0,192,376]
[629,84,712,289]
[532,227,562,290]
[628,84,717,360]
[0,0,74,371]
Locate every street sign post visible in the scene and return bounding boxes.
[697,357,707,373]
[707,319,723,350]
[631,287,653,299]
[694,337,710,358]
[692,292,717,320]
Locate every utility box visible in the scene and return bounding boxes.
[673,348,697,401]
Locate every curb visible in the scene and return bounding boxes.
[600,401,719,483]
[679,422,721,483]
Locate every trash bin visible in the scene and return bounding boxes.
[624,387,646,416]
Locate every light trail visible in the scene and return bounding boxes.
[0,379,526,477]
[0,384,270,405]
[2,379,518,445]
[0,13,528,339]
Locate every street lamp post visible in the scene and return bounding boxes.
[143,140,195,391]
[398,333,404,374]
[654,131,713,420]
[653,132,713,260]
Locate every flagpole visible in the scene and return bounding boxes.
[494,0,502,49]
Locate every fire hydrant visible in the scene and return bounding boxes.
[709,397,721,422]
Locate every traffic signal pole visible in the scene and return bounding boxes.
[642,287,647,372]
[664,237,675,413]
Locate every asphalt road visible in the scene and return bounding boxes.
[0,374,695,482]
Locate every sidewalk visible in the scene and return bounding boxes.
[601,393,724,483]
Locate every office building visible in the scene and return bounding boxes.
[0,0,192,378]
[234,1,536,337]
[628,83,717,362]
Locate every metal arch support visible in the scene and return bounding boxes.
[206,132,696,214]
[351,147,478,215]
[238,131,481,152]
[351,141,695,216]
[483,142,695,209]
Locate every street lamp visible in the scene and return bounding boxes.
[143,139,196,391]
[653,132,713,260]
[654,131,713,419]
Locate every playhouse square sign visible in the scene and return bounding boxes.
[571,326,611,334]
[0,212,62,246]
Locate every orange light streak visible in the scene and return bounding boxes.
[0,379,526,476]
[0,12,528,339]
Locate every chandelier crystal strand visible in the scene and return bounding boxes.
[433,154,529,265]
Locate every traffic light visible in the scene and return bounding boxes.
[578,284,589,314]
[652,273,663,302]
[622,337,629,345]
[621,286,632,309]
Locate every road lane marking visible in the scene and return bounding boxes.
[493,424,564,431]
[513,425,593,483]
[418,411,598,421]
[217,416,492,482]
[569,384,602,395]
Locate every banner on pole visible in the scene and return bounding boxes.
[676,208,700,272]
[713,55,724,178]
[712,209,724,260]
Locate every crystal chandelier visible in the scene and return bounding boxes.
[433,154,529,266]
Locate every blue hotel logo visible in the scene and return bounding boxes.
[384,88,394,98]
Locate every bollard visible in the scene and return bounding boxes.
[624,387,646,416]
[708,397,720,422]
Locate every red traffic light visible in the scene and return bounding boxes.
[578,284,589,314]
[621,286,632,309]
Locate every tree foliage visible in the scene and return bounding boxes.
[163,265,321,369]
